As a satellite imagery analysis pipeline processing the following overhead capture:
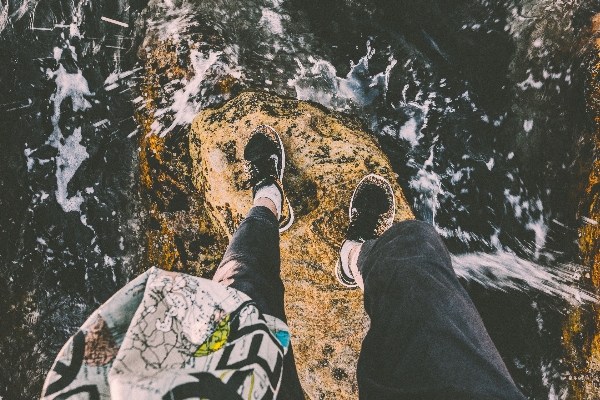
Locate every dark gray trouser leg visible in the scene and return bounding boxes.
[213,206,304,400]
[355,220,526,400]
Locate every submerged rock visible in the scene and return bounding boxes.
[189,90,413,398]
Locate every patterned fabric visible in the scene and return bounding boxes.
[41,267,290,400]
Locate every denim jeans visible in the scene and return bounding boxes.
[355,220,525,399]
[212,206,305,400]
[213,207,525,400]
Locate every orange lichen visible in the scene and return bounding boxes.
[133,34,228,276]
[145,209,183,272]
[565,13,600,398]
[218,74,238,94]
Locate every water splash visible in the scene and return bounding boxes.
[289,41,396,112]
[409,146,443,224]
[504,187,549,259]
[153,50,227,137]
[147,3,199,42]
[47,48,93,213]
[141,5,243,138]
[53,126,89,213]
[453,250,597,305]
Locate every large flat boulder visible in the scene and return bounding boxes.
[189,90,413,399]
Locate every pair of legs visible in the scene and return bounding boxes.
[212,207,525,399]
[212,125,525,399]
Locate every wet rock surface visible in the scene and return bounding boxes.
[566,13,600,398]
[189,90,413,398]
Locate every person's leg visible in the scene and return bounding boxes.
[212,204,304,400]
[212,125,303,400]
[213,203,285,321]
[354,221,525,399]
[336,174,525,399]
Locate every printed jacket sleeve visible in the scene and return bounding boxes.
[41,267,290,400]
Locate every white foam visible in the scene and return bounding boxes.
[101,16,129,28]
[51,64,92,116]
[0,1,8,34]
[398,118,419,145]
[504,188,549,258]
[490,228,501,250]
[582,216,598,225]
[526,199,548,259]
[523,119,534,132]
[55,127,89,213]
[437,225,478,243]
[93,119,109,127]
[127,130,138,138]
[147,5,199,42]
[105,83,119,91]
[260,8,284,35]
[504,189,523,218]
[104,72,120,85]
[518,73,544,90]
[291,58,337,107]
[47,51,93,213]
[290,42,397,112]
[24,147,36,171]
[156,50,225,137]
[453,250,597,305]
[104,255,116,267]
[409,147,442,224]
[542,69,562,80]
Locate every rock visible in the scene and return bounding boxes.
[565,13,600,398]
[189,90,413,399]
[135,36,233,277]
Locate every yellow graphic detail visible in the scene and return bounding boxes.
[194,315,230,357]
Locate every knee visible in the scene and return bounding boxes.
[372,219,450,263]
[383,220,442,247]
[386,219,437,238]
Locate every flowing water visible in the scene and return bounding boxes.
[1,0,599,398]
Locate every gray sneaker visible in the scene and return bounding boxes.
[335,174,396,287]
[244,124,294,232]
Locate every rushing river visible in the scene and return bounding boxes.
[1,0,600,398]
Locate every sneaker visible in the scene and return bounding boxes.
[335,174,396,287]
[244,124,294,232]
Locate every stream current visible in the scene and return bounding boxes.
[1,0,600,398]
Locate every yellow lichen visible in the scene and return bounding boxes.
[133,34,228,276]
[565,14,600,399]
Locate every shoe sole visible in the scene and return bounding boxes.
[334,174,396,288]
[279,185,294,233]
[334,258,359,288]
[254,125,295,233]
